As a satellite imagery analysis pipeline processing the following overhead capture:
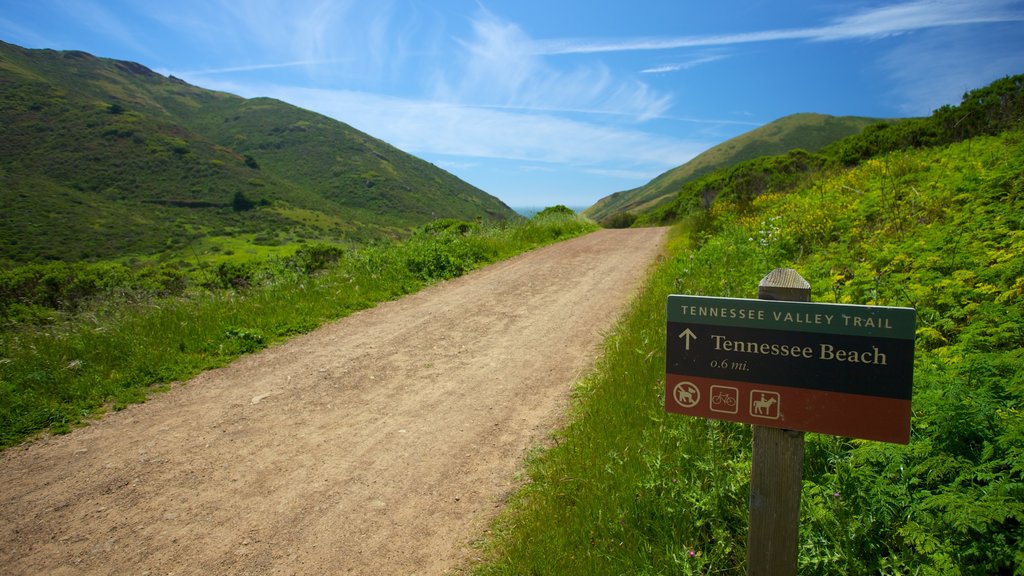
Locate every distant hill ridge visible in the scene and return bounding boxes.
[583,113,881,224]
[0,40,516,262]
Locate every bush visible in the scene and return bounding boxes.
[416,218,480,236]
[533,205,577,219]
[600,212,637,229]
[285,243,345,275]
[232,191,256,211]
[212,261,257,289]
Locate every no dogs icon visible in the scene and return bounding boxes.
[673,381,700,408]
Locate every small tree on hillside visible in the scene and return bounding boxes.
[232,191,256,212]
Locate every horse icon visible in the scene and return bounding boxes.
[750,391,780,418]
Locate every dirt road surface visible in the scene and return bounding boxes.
[0,227,667,575]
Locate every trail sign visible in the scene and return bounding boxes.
[665,294,916,443]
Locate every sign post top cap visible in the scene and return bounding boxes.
[759,268,810,302]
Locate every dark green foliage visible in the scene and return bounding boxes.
[285,243,344,274]
[933,74,1024,141]
[231,191,256,212]
[786,133,1024,575]
[212,261,257,289]
[0,260,188,324]
[400,219,489,280]
[403,238,482,281]
[822,74,1024,168]
[640,148,828,225]
[822,118,943,166]
[599,212,637,229]
[223,327,266,353]
[416,218,481,236]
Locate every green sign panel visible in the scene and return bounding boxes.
[667,295,916,338]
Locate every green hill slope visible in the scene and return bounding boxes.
[0,40,516,263]
[583,113,880,224]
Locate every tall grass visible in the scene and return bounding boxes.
[0,211,597,448]
[474,132,1024,574]
[474,223,765,575]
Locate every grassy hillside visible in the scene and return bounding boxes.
[0,40,516,263]
[582,114,879,225]
[474,128,1024,576]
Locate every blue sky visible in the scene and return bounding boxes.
[2,1,1023,208]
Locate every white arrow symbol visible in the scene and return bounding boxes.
[679,328,697,351]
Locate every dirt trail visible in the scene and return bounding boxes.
[1,227,668,575]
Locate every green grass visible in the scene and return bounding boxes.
[0,211,598,448]
[472,131,1024,574]
[472,223,763,575]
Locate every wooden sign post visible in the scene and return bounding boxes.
[664,268,917,574]
[748,269,810,576]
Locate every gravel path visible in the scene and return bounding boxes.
[0,227,668,575]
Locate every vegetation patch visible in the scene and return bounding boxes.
[473,127,1022,573]
[0,209,597,448]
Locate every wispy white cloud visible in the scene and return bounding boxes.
[145,0,410,85]
[518,165,558,173]
[179,60,347,76]
[189,79,707,170]
[583,167,663,181]
[0,14,54,48]
[641,54,729,74]
[52,0,156,58]
[432,9,673,122]
[817,0,1024,41]
[534,0,1024,55]
[880,23,1024,114]
[196,0,352,60]
[433,160,480,173]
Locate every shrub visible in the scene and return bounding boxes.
[600,212,637,229]
[286,243,345,275]
[212,261,256,289]
[533,205,577,219]
[417,218,480,236]
[232,191,256,211]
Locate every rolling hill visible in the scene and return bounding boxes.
[582,113,881,224]
[0,40,517,263]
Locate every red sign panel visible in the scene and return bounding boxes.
[665,375,912,443]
